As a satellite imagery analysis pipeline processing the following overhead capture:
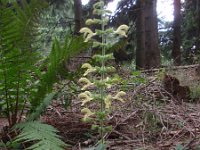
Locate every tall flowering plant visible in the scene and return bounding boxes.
[78,0,129,147]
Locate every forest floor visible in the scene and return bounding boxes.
[41,64,200,150]
[0,64,200,150]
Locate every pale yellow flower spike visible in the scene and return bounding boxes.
[80,27,97,42]
[113,91,126,102]
[105,95,112,109]
[81,63,96,76]
[105,83,112,89]
[84,91,92,96]
[79,77,94,90]
[82,83,94,90]
[78,91,93,106]
[114,25,129,37]
[79,77,90,84]
[85,19,94,25]
[105,77,112,89]
[81,63,92,69]
[81,108,94,121]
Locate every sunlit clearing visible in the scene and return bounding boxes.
[82,0,89,5]
[157,0,174,22]
[82,0,176,22]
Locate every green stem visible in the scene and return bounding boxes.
[99,0,106,144]
[14,69,20,125]
[3,65,11,126]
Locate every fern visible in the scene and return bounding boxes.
[13,121,67,150]
[0,0,89,124]
[28,92,56,121]
[0,1,89,149]
[31,34,90,109]
[0,0,48,126]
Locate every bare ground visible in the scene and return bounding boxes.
[41,64,200,150]
[1,64,200,150]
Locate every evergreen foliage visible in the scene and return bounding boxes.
[182,0,200,64]
[39,0,74,53]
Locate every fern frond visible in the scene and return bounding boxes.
[31,35,90,109]
[28,92,56,121]
[14,121,67,150]
[0,0,48,126]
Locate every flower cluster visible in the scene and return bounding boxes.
[78,62,127,117]
[80,25,129,42]
[78,0,129,144]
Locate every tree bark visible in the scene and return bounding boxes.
[74,0,83,34]
[144,0,160,69]
[136,0,145,69]
[172,0,181,65]
[196,0,200,53]
[135,0,160,69]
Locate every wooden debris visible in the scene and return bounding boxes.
[163,74,190,102]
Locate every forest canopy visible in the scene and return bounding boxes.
[0,0,200,149]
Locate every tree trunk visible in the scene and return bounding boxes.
[74,0,83,34]
[135,0,160,69]
[196,0,200,53]
[172,0,181,65]
[136,0,145,69]
[144,0,160,69]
